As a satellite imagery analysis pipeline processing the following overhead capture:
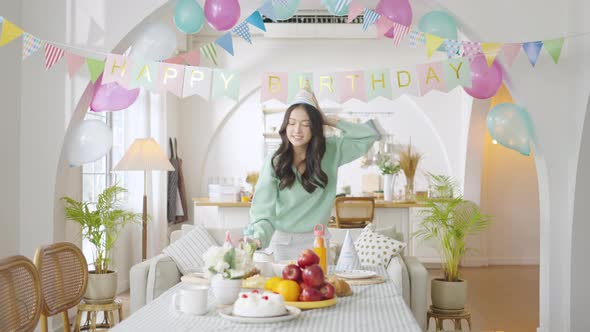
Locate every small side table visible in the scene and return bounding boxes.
[427,306,471,331]
[74,299,123,331]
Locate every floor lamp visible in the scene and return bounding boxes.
[113,138,174,261]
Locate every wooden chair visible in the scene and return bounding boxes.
[0,255,43,332]
[34,242,88,332]
[333,197,376,228]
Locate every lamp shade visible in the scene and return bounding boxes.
[113,138,174,171]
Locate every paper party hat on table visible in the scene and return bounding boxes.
[336,231,361,271]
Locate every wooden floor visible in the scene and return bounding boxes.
[119,265,539,332]
[427,265,539,332]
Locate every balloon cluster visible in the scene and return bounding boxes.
[66,120,113,167]
[375,0,413,39]
[487,103,534,156]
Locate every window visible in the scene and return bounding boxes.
[81,110,126,267]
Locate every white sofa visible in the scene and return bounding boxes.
[130,225,428,330]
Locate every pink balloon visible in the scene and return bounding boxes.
[204,0,240,31]
[376,0,413,39]
[463,55,503,99]
[90,74,140,112]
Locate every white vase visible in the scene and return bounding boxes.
[210,274,242,305]
[383,174,395,201]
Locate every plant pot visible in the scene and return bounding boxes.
[431,278,467,311]
[84,270,118,304]
[210,274,242,305]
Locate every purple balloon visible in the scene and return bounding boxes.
[376,0,413,39]
[463,55,503,99]
[90,74,140,112]
[204,0,240,31]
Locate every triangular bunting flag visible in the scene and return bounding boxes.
[232,22,252,44]
[22,33,42,59]
[0,19,24,46]
[444,39,461,59]
[335,0,351,14]
[201,42,219,66]
[501,43,521,67]
[44,44,65,70]
[462,41,482,60]
[544,38,564,64]
[489,83,514,109]
[408,30,425,48]
[183,49,200,66]
[88,17,105,45]
[273,0,288,6]
[164,55,185,64]
[362,9,380,31]
[246,11,266,32]
[65,52,85,77]
[391,22,410,46]
[425,34,445,59]
[481,43,503,66]
[215,33,234,56]
[347,1,364,23]
[258,0,277,21]
[0,17,4,24]
[522,41,543,67]
[375,16,394,37]
[86,58,105,83]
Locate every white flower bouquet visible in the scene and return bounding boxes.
[203,243,258,280]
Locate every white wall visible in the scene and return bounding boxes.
[0,1,22,257]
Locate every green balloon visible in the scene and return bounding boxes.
[418,11,457,51]
[274,0,300,20]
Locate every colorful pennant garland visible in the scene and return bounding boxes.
[44,43,65,70]
[543,38,564,64]
[347,2,364,23]
[22,33,42,59]
[201,42,219,66]
[522,41,544,67]
[362,9,380,31]
[215,33,234,56]
[0,18,23,46]
[232,22,252,44]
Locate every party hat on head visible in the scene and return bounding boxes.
[336,231,362,271]
[291,87,319,109]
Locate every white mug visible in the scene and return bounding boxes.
[173,285,208,315]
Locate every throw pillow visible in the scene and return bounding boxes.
[162,225,217,275]
[354,225,406,268]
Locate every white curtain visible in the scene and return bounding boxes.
[113,89,170,286]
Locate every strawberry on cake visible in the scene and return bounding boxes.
[232,290,288,317]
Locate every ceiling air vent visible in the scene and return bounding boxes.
[262,11,372,39]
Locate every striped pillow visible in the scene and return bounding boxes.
[162,225,217,275]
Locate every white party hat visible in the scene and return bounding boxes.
[336,231,362,271]
[291,88,319,109]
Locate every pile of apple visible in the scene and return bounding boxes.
[282,249,335,301]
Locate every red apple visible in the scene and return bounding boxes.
[282,264,302,282]
[319,282,335,299]
[299,287,324,302]
[297,249,320,268]
[299,281,313,291]
[302,264,325,288]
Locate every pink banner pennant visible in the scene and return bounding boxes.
[183,49,201,66]
[158,63,185,97]
[164,55,185,64]
[416,62,447,95]
[392,22,410,46]
[502,43,521,67]
[103,54,131,85]
[44,43,65,70]
[375,17,395,38]
[261,72,288,103]
[65,52,85,78]
[337,71,366,103]
[347,1,364,23]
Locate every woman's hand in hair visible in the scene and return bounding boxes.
[309,89,339,127]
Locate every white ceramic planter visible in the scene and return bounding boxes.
[84,270,118,304]
[210,274,242,305]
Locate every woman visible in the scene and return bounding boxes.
[244,88,381,261]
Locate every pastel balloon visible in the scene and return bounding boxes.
[323,0,348,16]
[463,55,503,99]
[274,0,300,20]
[375,0,412,39]
[90,74,140,112]
[174,0,205,34]
[487,103,534,156]
[66,120,113,167]
[130,22,177,61]
[418,11,458,41]
[204,0,240,31]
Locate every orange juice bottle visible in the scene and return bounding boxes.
[313,224,327,273]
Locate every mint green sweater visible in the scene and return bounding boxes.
[246,120,380,248]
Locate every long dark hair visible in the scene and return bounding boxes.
[272,103,328,193]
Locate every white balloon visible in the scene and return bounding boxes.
[66,120,113,167]
[130,22,177,61]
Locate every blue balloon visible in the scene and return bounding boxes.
[322,0,349,16]
[274,0,300,20]
[418,11,457,51]
[487,103,534,156]
[174,0,205,34]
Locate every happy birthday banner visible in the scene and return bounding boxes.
[261,58,471,104]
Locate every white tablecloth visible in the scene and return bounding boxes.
[113,267,421,332]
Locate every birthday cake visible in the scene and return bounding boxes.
[232,290,288,317]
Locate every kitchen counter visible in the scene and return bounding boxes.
[192,197,425,208]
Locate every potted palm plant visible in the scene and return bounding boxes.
[414,174,491,311]
[63,184,142,304]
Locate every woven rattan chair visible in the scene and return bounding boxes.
[0,255,42,332]
[333,197,375,228]
[34,242,88,332]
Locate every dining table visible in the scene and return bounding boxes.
[112,266,421,332]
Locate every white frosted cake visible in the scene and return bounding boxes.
[232,290,288,317]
